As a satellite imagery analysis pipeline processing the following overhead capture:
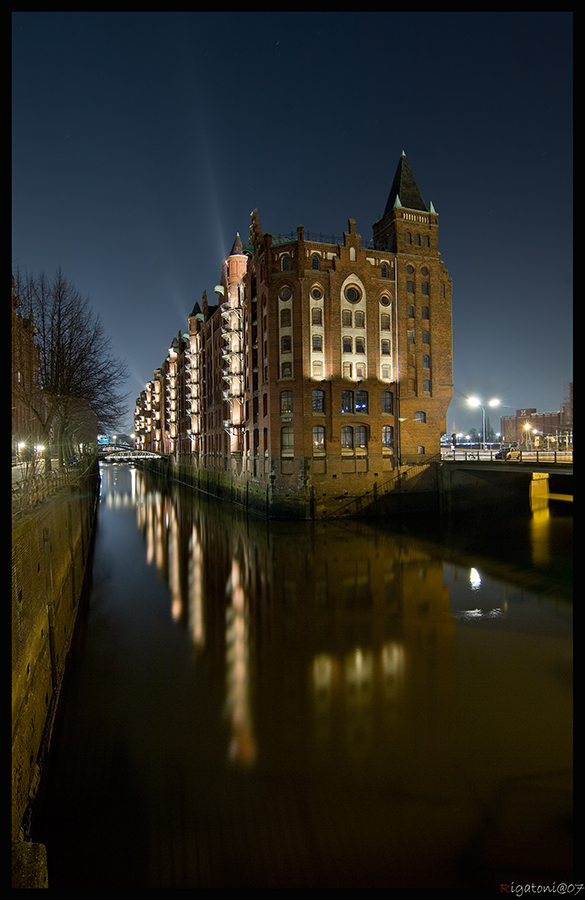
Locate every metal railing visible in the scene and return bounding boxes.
[11,459,93,520]
[443,449,573,464]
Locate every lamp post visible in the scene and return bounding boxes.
[468,397,500,451]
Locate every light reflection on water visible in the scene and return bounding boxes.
[33,463,573,888]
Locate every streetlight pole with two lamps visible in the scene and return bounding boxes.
[468,397,500,451]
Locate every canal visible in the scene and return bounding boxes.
[31,462,573,888]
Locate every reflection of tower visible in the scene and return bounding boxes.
[225,557,256,765]
[188,525,205,648]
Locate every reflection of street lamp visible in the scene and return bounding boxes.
[468,397,500,450]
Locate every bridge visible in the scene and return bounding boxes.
[97,449,168,463]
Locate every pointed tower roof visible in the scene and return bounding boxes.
[230,233,243,255]
[188,300,202,318]
[384,152,428,215]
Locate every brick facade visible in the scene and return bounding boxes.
[135,154,454,517]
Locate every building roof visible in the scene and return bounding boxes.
[230,233,243,255]
[383,151,428,215]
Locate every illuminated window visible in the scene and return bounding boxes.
[312,390,325,413]
[312,425,325,454]
[382,425,394,447]
[355,425,368,449]
[341,391,354,413]
[355,391,368,414]
[280,390,293,414]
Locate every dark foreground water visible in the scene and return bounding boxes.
[31,463,573,888]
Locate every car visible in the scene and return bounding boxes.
[495,448,521,460]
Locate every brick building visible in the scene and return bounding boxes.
[501,397,573,448]
[12,278,44,458]
[135,153,454,516]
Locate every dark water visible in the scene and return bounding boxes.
[31,463,573,888]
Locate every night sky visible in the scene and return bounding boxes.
[12,12,573,436]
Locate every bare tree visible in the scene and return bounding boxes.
[13,268,128,468]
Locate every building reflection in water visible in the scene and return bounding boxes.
[37,463,570,888]
[129,467,460,781]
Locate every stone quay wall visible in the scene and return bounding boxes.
[12,459,99,844]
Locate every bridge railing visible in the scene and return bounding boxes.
[443,449,573,464]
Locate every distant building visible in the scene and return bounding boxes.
[135,153,454,516]
[500,399,572,448]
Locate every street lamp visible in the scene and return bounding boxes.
[468,397,500,451]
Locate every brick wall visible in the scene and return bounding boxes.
[11,461,99,839]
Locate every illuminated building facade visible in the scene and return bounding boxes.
[135,153,454,517]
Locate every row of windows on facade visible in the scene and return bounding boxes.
[279,389,427,418]
[280,424,395,454]
[279,332,429,354]
[280,361,403,380]
[280,256,394,276]
[278,308,429,331]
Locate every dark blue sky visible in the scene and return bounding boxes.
[12,11,572,435]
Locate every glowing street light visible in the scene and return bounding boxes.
[468,397,500,450]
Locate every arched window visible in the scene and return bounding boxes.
[381,263,389,278]
[281,255,289,271]
[382,425,394,448]
[311,307,322,325]
[312,334,322,351]
[405,231,412,244]
[382,391,393,413]
[312,425,325,455]
[341,425,354,450]
[414,410,426,423]
[355,425,368,450]
[355,391,368,413]
[341,391,354,413]
[312,254,320,270]
[280,308,291,327]
[312,390,325,413]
